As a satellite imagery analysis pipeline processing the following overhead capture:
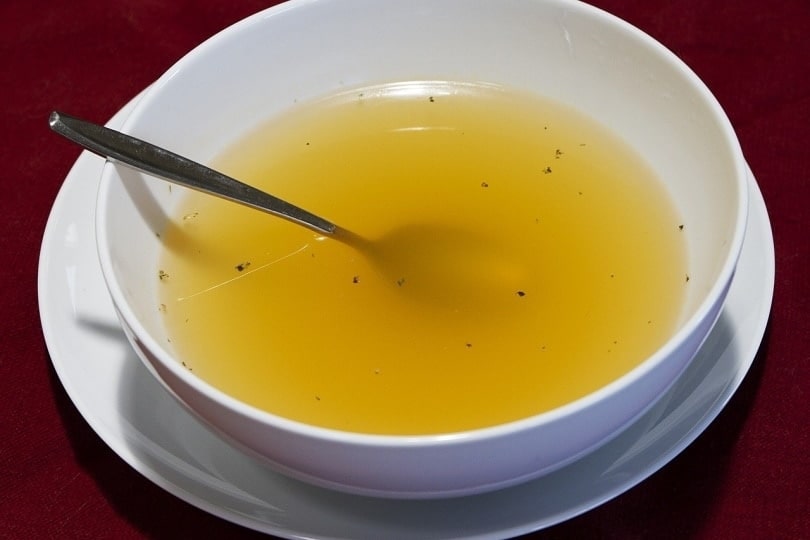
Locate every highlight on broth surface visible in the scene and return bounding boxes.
[157,81,688,435]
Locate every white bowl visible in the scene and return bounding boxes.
[96,0,747,498]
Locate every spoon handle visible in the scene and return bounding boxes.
[48,111,336,235]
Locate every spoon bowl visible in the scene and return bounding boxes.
[350,223,526,309]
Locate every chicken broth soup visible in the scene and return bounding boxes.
[157,82,688,435]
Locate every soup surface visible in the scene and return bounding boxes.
[158,81,687,434]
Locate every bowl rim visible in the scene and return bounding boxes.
[96,0,749,448]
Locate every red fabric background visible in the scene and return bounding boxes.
[2,1,807,538]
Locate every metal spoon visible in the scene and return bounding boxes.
[49,111,515,302]
[48,111,340,236]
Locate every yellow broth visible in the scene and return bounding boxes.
[157,82,688,434]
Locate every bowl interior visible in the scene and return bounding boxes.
[97,0,746,424]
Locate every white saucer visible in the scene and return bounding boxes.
[39,94,774,539]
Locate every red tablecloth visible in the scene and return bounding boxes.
[2,1,807,538]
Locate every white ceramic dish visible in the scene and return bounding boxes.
[95,0,748,498]
[39,95,772,538]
